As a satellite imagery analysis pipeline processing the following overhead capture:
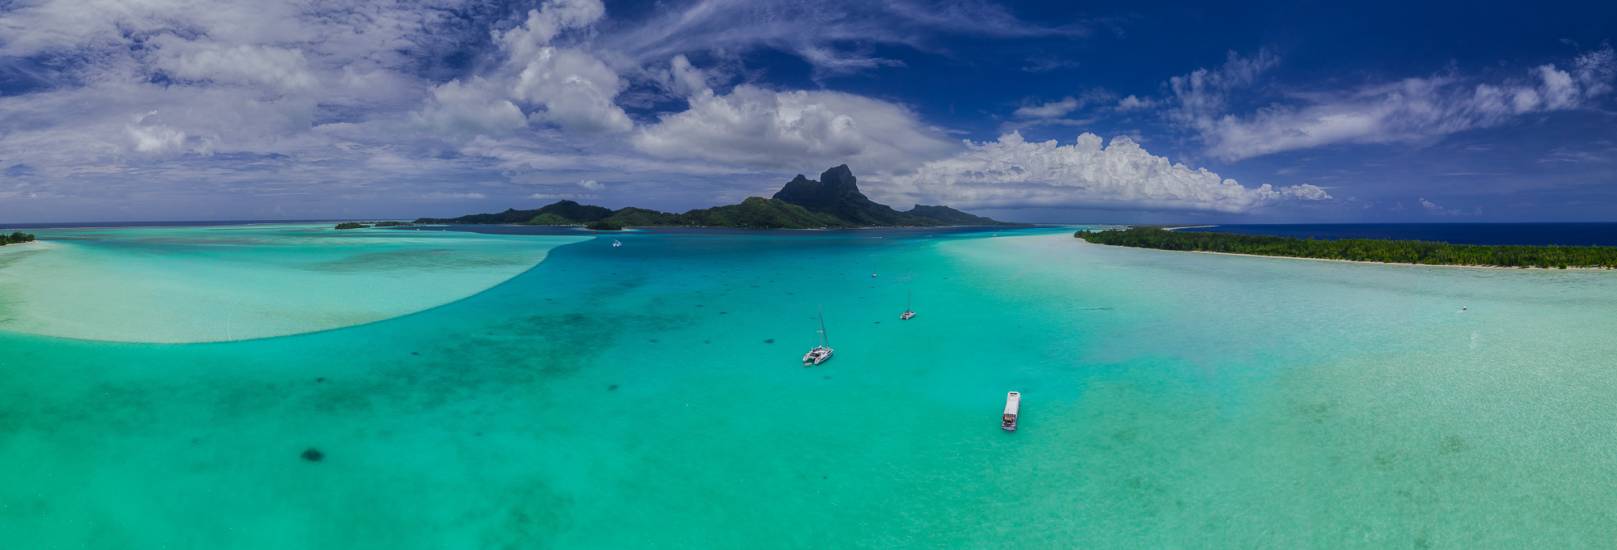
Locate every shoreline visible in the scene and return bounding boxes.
[418,222,1030,231]
[1076,240,1614,271]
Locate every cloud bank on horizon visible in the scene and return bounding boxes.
[0,0,1613,222]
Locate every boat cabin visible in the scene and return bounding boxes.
[802,345,833,367]
[1002,391,1021,431]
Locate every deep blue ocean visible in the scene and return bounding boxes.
[1180,223,1617,246]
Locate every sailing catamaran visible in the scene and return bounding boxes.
[900,290,916,320]
[802,309,834,366]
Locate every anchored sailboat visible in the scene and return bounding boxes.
[900,289,916,320]
[802,308,834,366]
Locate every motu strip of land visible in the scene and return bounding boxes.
[1077,227,1617,269]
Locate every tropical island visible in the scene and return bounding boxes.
[1,231,36,246]
[414,165,1017,229]
[1077,227,1617,269]
[334,221,414,230]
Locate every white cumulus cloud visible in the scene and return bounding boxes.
[885,132,1330,212]
[125,112,192,154]
[413,77,528,137]
[511,47,632,134]
[668,54,710,98]
[633,84,957,170]
[498,0,607,59]
[417,0,631,136]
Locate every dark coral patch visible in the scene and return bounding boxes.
[301,448,324,462]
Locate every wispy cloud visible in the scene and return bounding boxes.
[1021,56,1080,73]
[1165,47,1617,161]
[418,191,487,200]
[1002,89,1114,131]
[1115,94,1156,111]
[1418,197,1474,216]
[604,0,1087,76]
[1013,97,1082,119]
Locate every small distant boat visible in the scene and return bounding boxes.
[1002,391,1021,431]
[899,289,915,320]
[871,273,878,278]
[612,239,623,248]
[802,308,834,367]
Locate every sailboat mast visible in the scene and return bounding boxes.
[818,308,829,347]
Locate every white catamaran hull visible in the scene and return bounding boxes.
[803,346,833,366]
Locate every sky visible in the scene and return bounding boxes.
[1,0,1615,224]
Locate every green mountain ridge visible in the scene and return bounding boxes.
[414,165,1017,229]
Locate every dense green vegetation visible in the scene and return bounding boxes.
[1077,227,1617,269]
[674,197,847,229]
[416,208,540,225]
[416,200,620,226]
[1,231,36,245]
[585,220,624,230]
[903,204,1005,226]
[334,221,412,230]
[601,207,679,227]
[415,165,1018,229]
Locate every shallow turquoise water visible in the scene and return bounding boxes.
[0,224,584,342]
[4,226,1617,548]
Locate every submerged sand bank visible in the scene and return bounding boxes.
[0,224,587,343]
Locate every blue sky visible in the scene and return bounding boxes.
[1,0,1614,223]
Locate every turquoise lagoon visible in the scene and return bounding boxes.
[0,224,584,342]
[3,224,1617,547]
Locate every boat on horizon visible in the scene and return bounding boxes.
[802,309,834,367]
[1002,391,1021,431]
[612,239,622,248]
